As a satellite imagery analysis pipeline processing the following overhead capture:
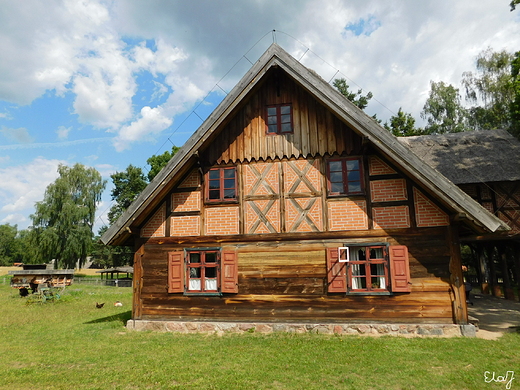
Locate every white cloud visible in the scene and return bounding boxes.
[0,126,34,144]
[114,106,172,151]
[56,126,71,140]
[0,157,64,229]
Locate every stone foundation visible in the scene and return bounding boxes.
[126,320,475,337]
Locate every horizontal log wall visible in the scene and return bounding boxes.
[137,227,454,323]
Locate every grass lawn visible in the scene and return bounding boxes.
[0,275,519,390]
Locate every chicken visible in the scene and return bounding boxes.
[114,301,123,307]
[95,302,105,308]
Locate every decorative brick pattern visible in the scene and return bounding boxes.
[328,200,368,231]
[369,156,396,176]
[372,206,410,229]
[245,199,281,234]
[370,179,407,203]
[414,189,449,227]
[285,197,323,232]
[171,215,200,236]
[496,185,520,208]
[172,191,200,212]
[205,207,240,235]
[178,169,200,188]
[140,203,166,237]
[283,159,321,194]
[499,210,520,234]
[243,162,279,196]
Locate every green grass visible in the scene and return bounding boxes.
[0,278,519,389]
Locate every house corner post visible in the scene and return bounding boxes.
[448,225,468,325]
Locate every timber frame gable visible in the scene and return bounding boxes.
[102,43,507,247]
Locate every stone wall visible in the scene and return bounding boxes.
[127,320,476,337]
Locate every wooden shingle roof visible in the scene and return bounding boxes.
[101,44,509,246]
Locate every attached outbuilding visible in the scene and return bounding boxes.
[101,44,508,335]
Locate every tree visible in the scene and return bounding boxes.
[511,0,520,11]
[108,165,148,224]
[146,145,180,182]
[462,48,514,130]
[0,224,20,266]
[384,108,423,137]
[30,163,106,269]
[333,78,373,110]
[510,51,520,137]
[90,226,134,268]
[421,81,468,134]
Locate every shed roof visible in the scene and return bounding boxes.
[101,44,509,246]
[399,130,520,185]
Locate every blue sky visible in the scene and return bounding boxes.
[0,0,518,233]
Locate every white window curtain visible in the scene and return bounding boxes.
[205,279,217,291]
[189,279,201,291]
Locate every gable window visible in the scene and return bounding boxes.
[168,249,238,295]
[206,167,237,202]
[266,104,293,134]
[327,245,411,294]
[327,157,364,196]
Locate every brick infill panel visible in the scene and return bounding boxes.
[127,320,472,337]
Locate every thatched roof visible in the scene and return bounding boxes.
[399,130,520,185]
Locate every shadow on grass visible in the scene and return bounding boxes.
[85,310,132,325]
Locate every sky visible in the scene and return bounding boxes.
[0,0,519,234]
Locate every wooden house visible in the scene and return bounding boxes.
[101,44,508,335]
[401,130,520,300]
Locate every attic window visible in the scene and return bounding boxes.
[266,104,293,134]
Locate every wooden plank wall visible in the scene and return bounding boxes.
[206,68,362,165]
[137,227,453,323]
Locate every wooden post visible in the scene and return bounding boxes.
[486,244,501,297]
[514,243,520,300]
[498,244,515,300]
[448,225,468,325]
[132,243,145,320]
[476,243,489,294]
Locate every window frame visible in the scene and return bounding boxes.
[344,245,389,294]
[327,244,411,295]
[185,248,221,295]
[265,103,293,135]
[326,157,365,197]
[205,166,238,203]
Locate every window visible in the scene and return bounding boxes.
[186,250,219,293]
[326,245,411,294]
[168,249,238,295]
[266,104,293,134]
[206,167,237,202]
[347,246,388,292]
[327,158,364,196]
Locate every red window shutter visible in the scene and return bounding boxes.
[168,251,184,293]
[326,248,347,293]
[389,245,411,292]
[221,251,238,293]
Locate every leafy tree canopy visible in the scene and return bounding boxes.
[462,48,514,130]
[31,163,106,269]
[333,78,373,110]
[146,145,180,182]
[421,81,468,134]
[511,0,520,11]
[108,164,148,224]
[384,108,423,137]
